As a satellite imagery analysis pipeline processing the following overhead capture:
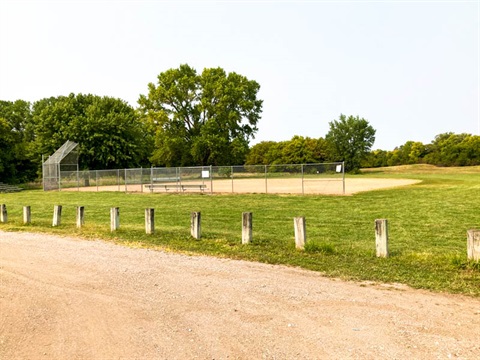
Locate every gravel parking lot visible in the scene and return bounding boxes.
[1,231,479,359]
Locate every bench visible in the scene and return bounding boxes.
[0,183,22,193]
[145,184,207,193]
[152,177,180,182]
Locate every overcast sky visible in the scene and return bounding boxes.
[0,0,478,150]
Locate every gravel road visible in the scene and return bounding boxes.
[1,231,479,359]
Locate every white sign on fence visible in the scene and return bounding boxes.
[202,170,210,178]
[336,164,342,173]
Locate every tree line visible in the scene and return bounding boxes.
[0,64,478,184]
[363,133,480,168]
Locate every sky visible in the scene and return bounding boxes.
[0,0,478,151]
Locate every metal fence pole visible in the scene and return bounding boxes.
[342,161,345,195]
[124,169,127,193]
[58,163,61,191]
[265,165,268,194]
[301,164,304,195]
[231,166,234,193]
[210,165,213,194]
[42,155,45,191]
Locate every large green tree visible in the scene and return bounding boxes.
[0,100,36,182]
[326,114,376,172]
[138,64,263,166]
[31,93,151,169]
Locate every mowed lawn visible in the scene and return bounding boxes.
[1,165,479,296]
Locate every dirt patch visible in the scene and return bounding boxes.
[1,231,479,359]
[63,178,420,195]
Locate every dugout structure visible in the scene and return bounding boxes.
[42,140,79,191]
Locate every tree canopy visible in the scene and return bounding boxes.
[31,94,151,170]
[138,64,263,166]
[0,100,35,182]
[326,114,376,172]
[1,63,479,185]
[246,136,330,166]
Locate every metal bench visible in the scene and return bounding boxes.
[151,177,180,182]
[0,183,22,193]
[145,184,207,193]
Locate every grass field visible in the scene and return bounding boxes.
[1,164,479,296]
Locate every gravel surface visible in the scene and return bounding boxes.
[1,231,479,359]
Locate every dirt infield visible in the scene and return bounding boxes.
[63,178,420,195]
[1,231,479,359]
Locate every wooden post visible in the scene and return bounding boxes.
[0,204,7,223]
[23,206,31,224]
[467,229,480,261]
[52,205,62,227]
[110,207,120,231]
[76,206,85,228]
[294,216,306,250]
[191,211,201,239]
[145,208,155,234]
[375,219,389,258]
[242,212,253,244]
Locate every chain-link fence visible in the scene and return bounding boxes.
[42,140,79,191]
[55,162,345,195]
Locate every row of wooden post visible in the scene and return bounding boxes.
[0,204,479,260]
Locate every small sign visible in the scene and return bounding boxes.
[202,170,210,178]
[336,164,342,173]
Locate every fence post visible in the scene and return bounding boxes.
[375,219,389,257]
[242,212,253,244]
[23,206,31,224]
[294,216,306,250]
[145,208,155,234]
[76,206,85,228]
[52,205,62,226]
[467,229,480,261]
[110,207,120,231]
[191,211,201,239]
[0,204,7,223]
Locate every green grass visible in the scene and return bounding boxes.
[1,164,479,296]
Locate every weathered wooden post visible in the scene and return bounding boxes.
[52,205,62,227]
[191,211,201,239]
[467,229,480,261]
[76,206,85,228]
[145,208,155,234]
[110,207,120,231]
[375,219,389,258]
[23,206,31,224]
[0,204,7,223]
[242,212,253,244]
[294,216,306,250]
